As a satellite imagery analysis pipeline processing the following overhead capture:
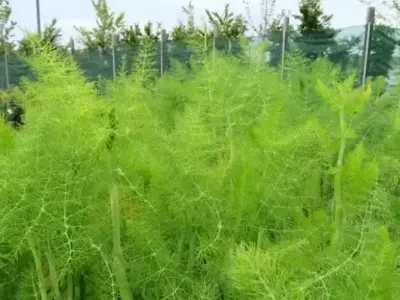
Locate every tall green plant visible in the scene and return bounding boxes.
[18,19,64,56]
[315,74,374,250]
[293,0,337,62]
[75,0,125,52]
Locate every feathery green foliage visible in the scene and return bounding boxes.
[0,35,399,299]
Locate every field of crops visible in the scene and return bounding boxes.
[0,42,399,300]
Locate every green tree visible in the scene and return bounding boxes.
[169,1,209,68]
[329,34,363,76]
[205,4,247,55]
[171,22,188,43]
[266,19,283,67]
[140,21,161,44]
[367,24,398,79]
[242,0,277,39]
[0,0,16,55]
[120,24,142,46]
[18,18,63,56]
[120,21,161,47]
[42,18,63,52]
[75,0,125,53]
[116,21,161,75]
[171,1,206,43]
[205,4,247,39]
[241,1,292,68]
[293,0,337,62]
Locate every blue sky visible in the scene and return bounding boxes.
[10,0,388,43]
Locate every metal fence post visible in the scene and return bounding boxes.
[248,37,252,65]
[361,7,375,86]
[111,33,117,81]
[212,24,220,64]
[160,29,166,75]
[4,45,9,89]
[36,0,42,37]
[213,24,220,52]
[280,16,290,80]
[69,37,75,55]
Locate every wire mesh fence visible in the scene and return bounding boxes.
[1,7,399,90]
[281,25,367,82]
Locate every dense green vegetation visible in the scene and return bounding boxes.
[0,30,399,299]
[0,0,399,298]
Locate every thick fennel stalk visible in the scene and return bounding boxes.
[45,246,62,300]
[330,105,346,251]
[110,185,131,300]
[28,236,48,300]
[67,274,73,300]
[395,97,399,128]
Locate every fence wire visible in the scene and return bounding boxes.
[0,24,399,90]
